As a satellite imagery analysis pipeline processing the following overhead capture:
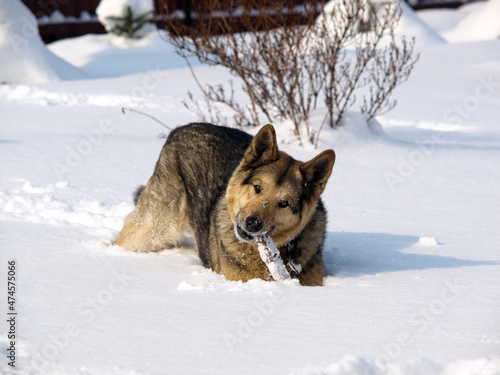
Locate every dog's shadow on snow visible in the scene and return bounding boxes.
[323,232,499,277]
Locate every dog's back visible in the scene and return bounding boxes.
[163,123,252,215]
[116,123,251,254]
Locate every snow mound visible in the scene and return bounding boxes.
[443,0,500,43]
[308,111,390,151]
[318,1,445,48]
[0,0,86,83]
[96,0,154,35]
[415,8,468,34]
[177,281,206,292]
[396,2,446,45]
[417,236,439,246]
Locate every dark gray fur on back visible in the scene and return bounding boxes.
[161,123,252,266]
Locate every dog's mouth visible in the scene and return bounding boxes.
[234,223,276,244]
[235,224,254,243]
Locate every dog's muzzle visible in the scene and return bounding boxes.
[235,224,254,242]
[234,215,264,243]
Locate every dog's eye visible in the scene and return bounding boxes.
[278,200,289,208]
[254,185,261,194]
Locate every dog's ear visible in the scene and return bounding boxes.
[300,149,336,196]
[244,124,279,165]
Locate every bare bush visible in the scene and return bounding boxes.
[158,0,419,143]
[360,36,419,122]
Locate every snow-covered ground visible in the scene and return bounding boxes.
[1,1,499,374]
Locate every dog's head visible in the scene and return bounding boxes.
[226,124,335,247]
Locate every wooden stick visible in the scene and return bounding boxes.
[255,234,291,282]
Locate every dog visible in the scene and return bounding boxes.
[115,123,335,286]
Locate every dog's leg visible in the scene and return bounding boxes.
[296,259,325,286]
[115,209,154,252]
[116,176,190,253]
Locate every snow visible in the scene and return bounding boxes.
[0,0,86,83]
[1,2,500,374]
[96,0,154,35]
[442,0,500,42]
[318,0,445,49]
[48,29,196,78]
[416,8,468,34]
[417,237,439,246]
[296,357,500,375]
[417,0,500,43]
[37,10,98,25]
[395,2,446,45]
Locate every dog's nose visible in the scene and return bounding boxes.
[245,216,263,233]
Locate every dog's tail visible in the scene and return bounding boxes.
[133,185,146,206]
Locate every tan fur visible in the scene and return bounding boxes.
[209,199,272,282]
[212,195,327,286]
[116,169,191,252]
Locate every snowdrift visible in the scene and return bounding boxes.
[0,0,86,83]
[443,0,500,42]
[396,1,446,45]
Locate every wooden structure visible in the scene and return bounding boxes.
[21,0,472,43]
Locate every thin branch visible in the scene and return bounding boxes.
[121,107,173,131]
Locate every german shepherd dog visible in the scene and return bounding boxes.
[116,123,335,286]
